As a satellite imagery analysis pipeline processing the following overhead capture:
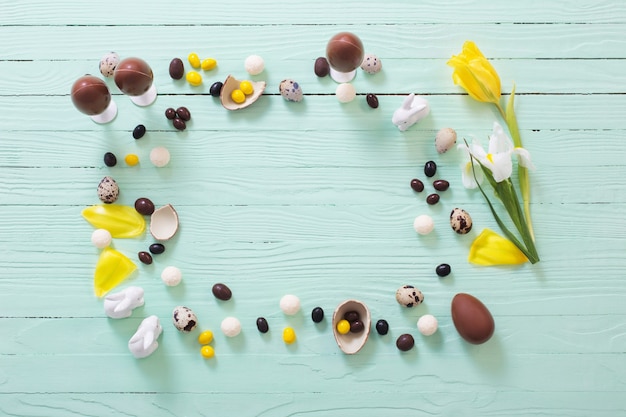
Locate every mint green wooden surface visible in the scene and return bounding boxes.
[1,1,625,415]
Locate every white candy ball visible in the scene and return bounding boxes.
[279,294,301,315]
[244,54,265,75]
[91,228,112,248]
[413,215,434,235]
[221,316,242,337]
[336,83,356,103]
[161,266,182,286]
[417,314,438,336]
[150,146,170,167]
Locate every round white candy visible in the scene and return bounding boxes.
[150,146,170,167]
[413,215,434,235]
[336,83,356,103]
[417,314,438,336]
[91,228,112,248]
[244,54,265,75]
[161,266,182,286]
[221,316,242,337]
[280,294,301,315]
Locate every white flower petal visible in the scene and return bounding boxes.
[490,152,513,182]
[512,147,535,170]
[461,161,483,189]
[488,122,513,154]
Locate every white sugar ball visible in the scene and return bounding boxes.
[244,54,265,75]
[280,294,301,315]
[336,83,356,103]
[91,228,112,248]
[417,314,438,336]
[221,316,242,337]
[161,266,182,286]
[150,146,170,167]
[413,215,434,235]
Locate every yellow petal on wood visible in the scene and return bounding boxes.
[468,228,528,266]
[82,205,146,238]
[94,248,137,297]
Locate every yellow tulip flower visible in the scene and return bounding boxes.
[447,41,502,106]
[468,228,528,266]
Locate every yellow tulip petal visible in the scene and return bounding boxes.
[82,205,146,238]
[468,228,528,266]
[447,41,501,105]
[94,248,137,297]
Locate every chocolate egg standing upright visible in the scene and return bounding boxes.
[451,293,495,344]
[325,32,364,83]
[114,57,157,106]
[71,75,117,123]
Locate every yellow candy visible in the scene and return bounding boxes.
[198,330,214,345]
[186,71,202,86]
[188,52,201,69]
[231,89,246,104]
[283,327,296,344]
[124,154,139,166]
[201,58,217,71]
[336,319,350,335]
[239,80,254,95]
[81,204,146,238]
[200,345,215,358]
[93,248,137,297]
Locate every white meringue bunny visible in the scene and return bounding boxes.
[104,286,145,319]
[391,93,430,131]
[128,315,162,359]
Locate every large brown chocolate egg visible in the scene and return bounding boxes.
[71,75,111,115]
[114,57,153,96]
[451,293,495,344]
[326,32,364,73]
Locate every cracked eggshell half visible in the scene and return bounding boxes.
[150,204,179,240]
[220,75,266,111]
[332,299,371,355]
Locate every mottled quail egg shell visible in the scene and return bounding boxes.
[172,306,198,332]
[450,208,473,234]
[99,52,120,78]
[97,176,119,204]
[360,53,382,74]
[395,285,424,308]
[435,127,457,153]
[279,79,303,102]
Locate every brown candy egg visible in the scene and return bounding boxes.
[326,32,364,73]
[71,75,111,115]
[451,293,495,344]
[114,57,154,96]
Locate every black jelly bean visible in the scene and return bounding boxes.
[165,107,177,120]
[314,57,330,77]
[172,118,186,131]
[256,317,269,333]
[149,243,165,254]
[375,319,389,335]
[132,124,146,139]
[424,160,437,177]
[138,251,153,265]
[209,81,223,97]
[176,106,191,121]
[311,307,325,323]
[103,152,117,167]
[366,93,379,109]
[343,310,360,323]
[212,283,232,301]
[396,333,415,351]
[433,179,450,191]
[436,263,451,277]
[426,193,440,205]
[350,320,365,333]
[169,58,185,80]
[410,178,424,192]
[134,197,155,215]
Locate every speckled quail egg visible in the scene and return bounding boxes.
[360,53,382,74]
[97,176,119,204]
[279,79,303,102]
[172,306,198,332]
[395,285,424,308]
[450,208,473,234]
[435,127,457,153]
[99,52,120,78]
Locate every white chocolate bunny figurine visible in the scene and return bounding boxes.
[391,93,430,131]
[128,315,162,359]
[104,286,145,319]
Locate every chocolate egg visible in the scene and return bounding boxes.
[114,57,154,96]
[71,75,111,115]
[451,293,495,344]
[326,32,364,73]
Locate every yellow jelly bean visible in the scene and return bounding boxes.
[198,330,214,345]
[239,80,254,95]
[283,327,296,344]
[201,58,217,71]
[200,345,215,358]
[336,319,350,335]
[124,154,139,166]
[186,71,202,86]
[231,89,246,104]
[188,52,201,69]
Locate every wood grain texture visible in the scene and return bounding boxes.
[1,0,625,416]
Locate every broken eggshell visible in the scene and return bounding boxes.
[220,74,266,111]
[332,299,371,355]
[150,204,179,241]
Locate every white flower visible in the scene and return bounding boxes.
[458,143,484,189]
